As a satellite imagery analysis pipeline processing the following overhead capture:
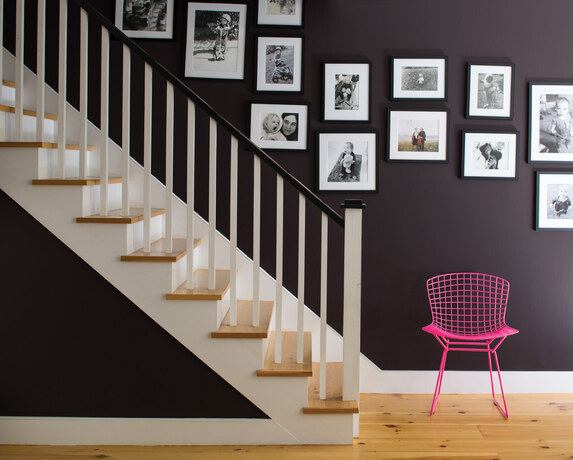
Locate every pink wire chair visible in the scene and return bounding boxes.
[423,272,519,418]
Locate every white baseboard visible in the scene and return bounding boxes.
[0,417,298,446]
[361,370,573,394]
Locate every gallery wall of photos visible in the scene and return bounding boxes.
[114,0,573,231]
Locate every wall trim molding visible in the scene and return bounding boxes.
[363,371,573,394]
[0,417,298,445]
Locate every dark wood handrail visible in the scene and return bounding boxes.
[69,0,344,227]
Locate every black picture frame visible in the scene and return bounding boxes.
[387,108,450,163]
[529,82,573,163]
[316,130,379,192]
[466,62,515,119]
[254,34,304,94]
[536,171,573,230]
[461,130,519,180]
[390,56,448,101]
[322,61,372,123]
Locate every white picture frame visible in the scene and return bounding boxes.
[249,103,309,151]
[184,3,247,80]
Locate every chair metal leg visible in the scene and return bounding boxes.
[488,350,509,418]
[430,348,448,415]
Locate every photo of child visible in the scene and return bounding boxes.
[477,73,504,109]
[260,113,287,141]
[327,140,368,183]
[547,184,573,219]
[538,94,573,154]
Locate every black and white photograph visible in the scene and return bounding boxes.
[255,36,303,93]
[184,3,247,80]
[467,63,514,119]
[387,109,449,162]
[530,83,573,163]
[249,103,309,150]
[323,62,371,122]
[391,56,448,100]
[115,0,174,39]
[317,132,378,192]
[536,172,573,230]
[462,131,519,179]
[257,0,303,26]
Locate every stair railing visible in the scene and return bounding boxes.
[4,0,365,402]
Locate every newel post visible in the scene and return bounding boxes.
[342,199,365,401]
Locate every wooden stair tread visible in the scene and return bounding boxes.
[303,362,359,414]
[257,331,312,376]
[76,207,165,224]
[2,79,16,88]
[167,269,230,301]
[212,300,274,338]
[121,238,202,262]
[33,177,120,186]
[0,141,93,150]
[0,104,58,120]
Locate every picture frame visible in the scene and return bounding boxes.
[466,62,514,119]
[536,172,573,230]
[115,0,175,39]
[255,35,303,93]
[391,56,448,101]
[257,0,304,27]
[529,82,573,163]
[317,131,378,192]
[249,103,309,151]
[461,130,519,180]
[184,3,247,80]
[387,109,449,162]
[322,61,371,122]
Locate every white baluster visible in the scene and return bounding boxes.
[252,156,261,327]
[165,82,174,253]
[78,7,88,179]
[57,0,67,178]
[121,44,130,215]
[14,0,24,142]
[229,136,238,326]
[36,0,45,142]
[342,200,365,402]
[99,27,109,216]
[143,63,152,253]
[320,212,328,400]
[297,194,306,364]
[208,117,217,290]
[186,100,196,289]
[274,176,284,364]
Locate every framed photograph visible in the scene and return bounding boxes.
[255,35,303,93]
[536,172,573,230]
[317,131,378,192]
[391,56,448,101]
[529,82,573,163]
[115,0,175,39]
[257,0,304,27]
[249,103,309,151]
[184,3,247,80]
[462,130,519,179]
[387,109,449,162]
[467,63,514,119]
[322,62,371,122]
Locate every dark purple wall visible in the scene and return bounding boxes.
[2,0,573,418]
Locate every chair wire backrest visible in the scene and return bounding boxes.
[426,273,510,337]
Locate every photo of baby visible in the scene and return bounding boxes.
[538,94,573,154]
[547,184,573,219]
[250,103,307,150]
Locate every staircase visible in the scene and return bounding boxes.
[0,0,367,445]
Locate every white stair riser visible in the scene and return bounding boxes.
[1,82,15,105]
[0,110,57,142]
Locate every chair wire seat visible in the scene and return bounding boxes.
[423,272,519,418]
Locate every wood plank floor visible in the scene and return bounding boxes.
[1,394,572,459]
